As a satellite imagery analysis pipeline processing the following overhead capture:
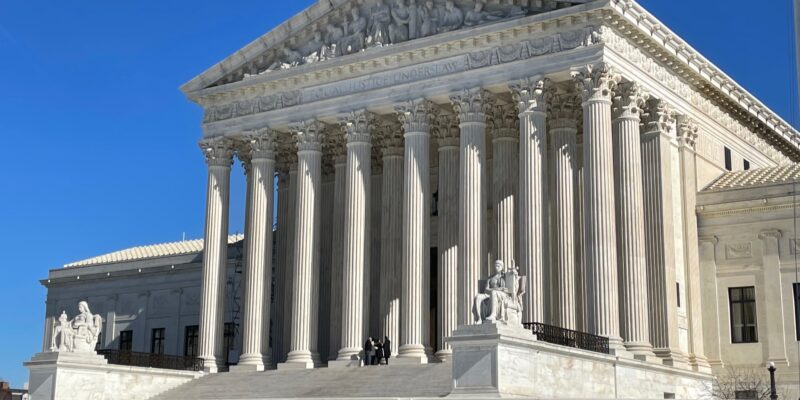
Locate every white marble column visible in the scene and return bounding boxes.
[549,93,580,330]
[640,98,687,366]
[510,78,549,324]
[318,147,335,363]
[572,64,624,351]
[397,99,432,362]
[272,167,289,365]
[575,135,586,332]
[612,83,654,358]
[490,104,518,268]
[281,121,324,369]
[380,124,403,359]
[197,137,233,373]
[698,236,724,368]
[677,118,712,372]
[234,131,277,371]
[334,111,373,364]
[434,113,459,361]
[328,146,347,360]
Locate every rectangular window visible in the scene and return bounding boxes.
[676,283,681,308]
[724,147,733,171]
[223,323,236,365]
[151,328,165,354]
[119,330,133,351]
[729,286,758,343]
[743,159,750,171]
[184,325,199,357]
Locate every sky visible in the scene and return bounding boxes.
[0,0,797,389]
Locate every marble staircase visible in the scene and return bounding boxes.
[151,363,452,399]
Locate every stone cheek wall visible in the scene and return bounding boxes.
[39,363,200,400]
[497,343,709,399]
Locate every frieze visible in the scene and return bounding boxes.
[202,26,600,124]
[725,242,752,260]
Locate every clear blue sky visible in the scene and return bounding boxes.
[0,0,796,388]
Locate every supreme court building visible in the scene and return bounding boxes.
[32,0,800,398]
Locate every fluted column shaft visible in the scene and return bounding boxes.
[197,138,233,373]
[491,104,518,268]
[436,132,459,360]
[573,64,623,349]
[380,146,403,358]
[283,123,323,368]
[550,96,578,330]
[272,171,289,364]
[237,133,277,371]
[328,155,347,360]
[337,112,373,361]
[510,80,548,324]
[612,83,653,356]
[398,100,431,361]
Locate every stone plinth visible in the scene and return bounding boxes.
[447,323,711,399]
[26,352,201,400]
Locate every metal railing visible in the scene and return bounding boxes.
[97,350,204,371]
[522,322,610,354]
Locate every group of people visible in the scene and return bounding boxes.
[363,336,391,366]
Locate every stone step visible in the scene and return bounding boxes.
[152,363,452,399]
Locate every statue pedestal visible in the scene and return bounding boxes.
[25,351,109,400]
[447,323,536,398]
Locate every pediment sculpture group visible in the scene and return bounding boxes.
[473,259,526,326]
[50,300,103,353]
[263,0,529,73]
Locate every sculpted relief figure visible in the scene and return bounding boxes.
[368,0,392,46]
[496,0,527,18]
[419,0,442,37]
[301,29,326,63]
[464,1,501,27]
[51,301,103,353]
[472,260,525,325]
[389,0,411,43]
[341,8,368,55]
[438,0,464,33]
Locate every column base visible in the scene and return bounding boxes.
[690,354,713,374]
[229,360,265,373]
[328,358,363,368]
[200,357,222,373]
[435,349,453,362]
[395,344,428,365]
[654,348,691,370]
[624,342,659,363]
[278,350,320,370]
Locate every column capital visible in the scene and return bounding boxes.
[374,118,404,157]
[571,63,620,103]
[489,103,519,140]
[199,137,235,167]
[397,99,434,134]
[612,82,649,121]
[549,92,581,130]
[510,76,552,115]
[340,109,373,144]
[242,128,278,161]
[641,98,675,136]
[758,229,782,241]
[676,116,699,149]
[433,113,460,148]
[290,120,325,152]
[450,88,495,124]
[698,235,719,245]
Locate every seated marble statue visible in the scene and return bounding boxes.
[464,1,502,27]
[51,300,103,353]
[438,0,464,33]
[472,260,526,325]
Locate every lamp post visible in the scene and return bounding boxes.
[767,361,778,400]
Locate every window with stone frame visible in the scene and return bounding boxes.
[151,328,165,354]
[223,322,236,365]
[729,286,758,343]
[184,325,199,357]
[119,330,133,351]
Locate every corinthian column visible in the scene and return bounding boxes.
[233,130,277,372]
[334,111,373,365]
[640,98,687,367]
[397,99,432,363]
[510,78,549,324]
[549,93,580,330]
[612,82,655,358]
[197,137,233,373]
[434,113,460,361]
[490,104,519,268]
[281,121,324,369]
[572,63,624,351]
[379,121,403,360]
[328,139,347,360]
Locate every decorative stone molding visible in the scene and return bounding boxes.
[724,242,752,260]
[549,92,581,130]
[489,103,519,140]
[397,98,435,133]
[433,112,460,147]
[340,109,373,144]
[509,76,551,115]
[242,128,278,161]
[612,81,648,121]
[199,137,234,167]
[640,97,674,136]
[451,88,495,124]
[758,229,782,241]
[571,63,619,103]
[676,116,699,149]
[290,120,325,152]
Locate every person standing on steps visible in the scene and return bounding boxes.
[375,339,385,365]
[364,337,375,366]
[383,336,392,365]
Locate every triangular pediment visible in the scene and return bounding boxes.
[181,0,591,94]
